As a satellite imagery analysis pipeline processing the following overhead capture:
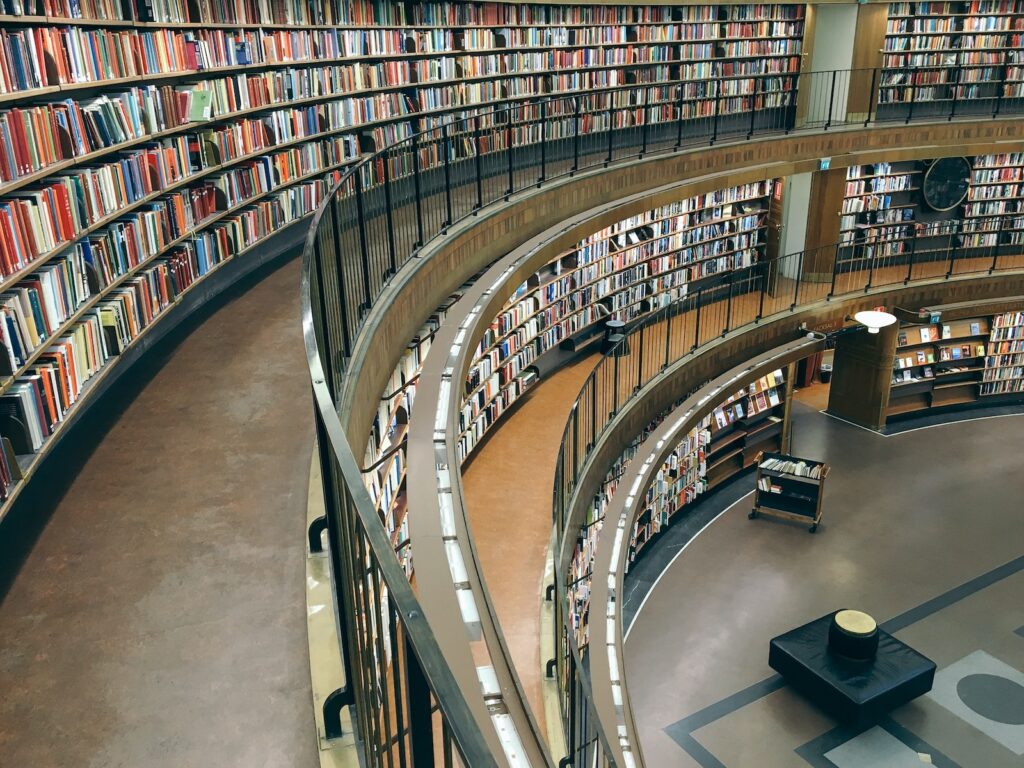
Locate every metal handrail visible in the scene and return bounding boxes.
[299,60,1024,767]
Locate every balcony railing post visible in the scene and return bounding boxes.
[693,288,703,350]
[866,68,877,127]
[353,170,373,311]
[411,133,425,249]
[441,123,453,230]
[757,260,767,319]
[991,215,1005,273]
[640,89,649,157]
[724,272,734,334]
[711,78,722,144]
[675,81,686,149]
[506,107,515,198]
[949,59,960,121]
[606,99,615,164]
[405,636,436,766]
[327,198,353,357]
[663,306,672,369]
[572,96,582,172]
[381,150,398,275]
[825,70,838,129]
[905,228,918,283]
[994,51,1008,117]
[906,66,916,124]
[946,221,960,278]
[792,250,803,309]
[474,114,484,211]
[539,100,547,185]
[748,76,758,139]
[635,323,645,391]
[611,350,620,417]
[828,243,840,299]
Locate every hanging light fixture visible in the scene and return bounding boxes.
[853,310,897,334]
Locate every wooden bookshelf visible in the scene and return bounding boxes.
[0,0,813,511]
[885,315,992,419]
[878,0,1024,118]
[456,179,781,463]
[627,366,791,566]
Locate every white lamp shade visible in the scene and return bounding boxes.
[854,310,897,334]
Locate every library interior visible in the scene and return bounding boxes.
[1,0,1024,766]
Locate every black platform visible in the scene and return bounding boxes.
[769,612,936,725]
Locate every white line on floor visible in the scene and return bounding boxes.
[624,491,753,643]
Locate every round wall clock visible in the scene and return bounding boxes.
[921,157,971,212]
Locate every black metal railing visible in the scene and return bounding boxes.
[300,65,1023,768]
[551,217,1024,767]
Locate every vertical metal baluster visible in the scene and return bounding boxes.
[757,259,767,320]
[711,77,722,144]
[748,76,758,138]
[792,250,803,308]
[572,96,581,173]
[381,150,397,276]
[411,133,424,249]
[506,107,514,198]
[905,228,917,283]
[636,324,645,391]
[693,288,703,349]
[866,68,878,127]
[664,307,672,369]
[994,51,1008,117]
[474,114,483,211]
[946,221,960,278]
[441,123,453,229]
[825,70,838,130]
[906,66,916,124]
[353,171,373,311]
[675,81,686,149]
[724,271,734,334]
[640,88,649,157]
[539,100,547,185]
[606,98,615,164]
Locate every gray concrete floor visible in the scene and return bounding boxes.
[624,401,1024,767]
[0,259,318,768]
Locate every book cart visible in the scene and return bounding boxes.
[749,451,829,532]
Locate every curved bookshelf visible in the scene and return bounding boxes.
[456,178,780,463]
[0,0,810,521]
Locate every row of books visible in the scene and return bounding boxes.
[759,456,822,478]
[0,129,352,277]
[0,169,334,463]
[472,184,772,370]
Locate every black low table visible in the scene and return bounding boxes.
[769,612,936,725]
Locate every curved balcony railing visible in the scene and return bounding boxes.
[300,65,1024,768]
[552,220,1024,767]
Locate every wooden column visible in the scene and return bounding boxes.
[802,167,848,283]
[848,4,890,122]
[826,321,900,430]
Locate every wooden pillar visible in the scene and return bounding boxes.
[801,168,847,283]
[848,4,890,123]
[826,321,900,430]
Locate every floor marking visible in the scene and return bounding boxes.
[817,409,889,436]
[662,555,1024,768]
[623,492,753,643]
[884,411,1024,436]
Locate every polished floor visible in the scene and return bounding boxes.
[624,400,1024,767]
[0,259,318,768]
[461,354,598,735]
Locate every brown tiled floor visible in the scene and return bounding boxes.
[0,259,319,768]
